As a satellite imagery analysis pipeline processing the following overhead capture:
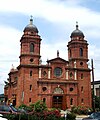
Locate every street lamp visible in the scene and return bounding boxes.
[64,113,67,120]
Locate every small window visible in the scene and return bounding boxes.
[43,98,46,102]
[30,58,34,63]
[81,73,83,79]
[70,88,73,92]
[80,48,83,57]
[29,98,31,103]
[70,72,73,78]
[80,62,83,66]
[81,98,84,104]
[30,85,32,91]
[42,87,47,91]
[70,98,73,105]
[43,71,47,77]
[70,49,72,57]
[30,70,32,77]
[81,86,83,92]
[30,43,34,53]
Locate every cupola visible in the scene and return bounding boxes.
[23,16,38,33]
[70,22,84,38]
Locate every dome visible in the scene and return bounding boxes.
[24,18,38,33]
[70,22,84,38]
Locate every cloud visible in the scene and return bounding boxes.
[0,26,21,85]
[0,0,100,94]
[0,0,99,24]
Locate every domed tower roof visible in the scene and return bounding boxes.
[24,16,38,33]
[70,22,84,38]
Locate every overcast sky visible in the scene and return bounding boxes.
[0,0,100,94]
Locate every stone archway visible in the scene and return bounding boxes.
[53,87,64,94]
[52,87,64,109]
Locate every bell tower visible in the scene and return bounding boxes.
[67,22,88,69]
[67,22,91,107]
[19,17,42,65]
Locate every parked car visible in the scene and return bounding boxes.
[0,105,26,115]
[82,112,100,120]
[0,114,8,120]
[0,117,8,120]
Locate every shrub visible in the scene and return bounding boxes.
[71,106,93,115]
[4,101,76,120]
[18,104,32,112]
[67,112,76,120]
[33,100,47,112]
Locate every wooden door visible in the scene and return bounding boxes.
[52,96,63,109]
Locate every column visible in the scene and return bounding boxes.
[48,68,51,79]
[74,70,77,80]
[66,70,68,80]
[39,68,42,78]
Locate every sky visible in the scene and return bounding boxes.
[0,0,100,94]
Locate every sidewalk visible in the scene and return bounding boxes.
[76,115,88,118]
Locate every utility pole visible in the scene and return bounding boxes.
[91,59,95,112]
[99,85,100,110]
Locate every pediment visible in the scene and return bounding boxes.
[47,57,68,64]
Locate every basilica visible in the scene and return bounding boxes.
[4,18,92,110]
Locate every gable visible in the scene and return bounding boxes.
[47,57,68,64]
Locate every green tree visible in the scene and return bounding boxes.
[33,100,47,112]
[95,96,100,110]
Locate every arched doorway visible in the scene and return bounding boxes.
[52,87,64,109]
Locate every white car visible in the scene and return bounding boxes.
[0,117,8,120]
[0,114,8,120]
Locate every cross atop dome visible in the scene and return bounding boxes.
[57,50,59,57]
[23,16,38,33]
[30,15,33,25]
[70,22,84,38]
[76,21,78,30]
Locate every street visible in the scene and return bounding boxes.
[76,118,82,120]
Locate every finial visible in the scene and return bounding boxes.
[30,15,33,25]
[30,15,33,19]
[10,64,14,72]
[57,50,59,57]
[76,21,78,30]
[12,64,14,69]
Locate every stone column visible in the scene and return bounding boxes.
[39,68,42,78]
[48,68,51,79]
[66,70,68,80]
[74,70,77,80]
[74,60,76,68]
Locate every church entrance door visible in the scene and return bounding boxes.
[52,96,63,109]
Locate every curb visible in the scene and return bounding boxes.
[76,115,88,118]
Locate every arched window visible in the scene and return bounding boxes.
[70,72,73,78]
[81,98,84,104]
[70,98,73,105]
[81,86,83,92]
[81,73,83,79]
[30,85,32,91]
[43,98,46,102]
[80,48,83,57]
[30,43,34,52]
[43,71,47,77]
[29,98,31,103]
[30,70,32,77]
[53,87,64,94]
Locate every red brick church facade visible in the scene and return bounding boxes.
[4,18,92,110]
